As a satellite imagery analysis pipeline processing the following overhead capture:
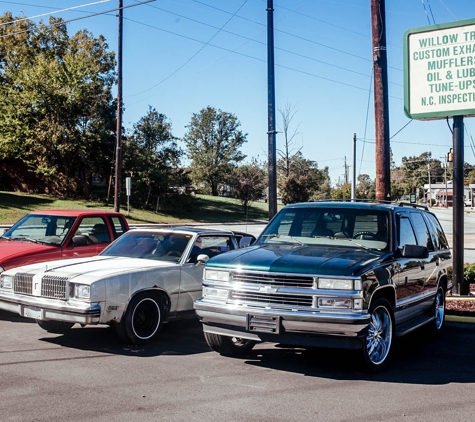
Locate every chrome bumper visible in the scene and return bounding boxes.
[195,300,371,349]
[0,292,101,325]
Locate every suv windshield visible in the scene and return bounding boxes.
[258,207,390,251]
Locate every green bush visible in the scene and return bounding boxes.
[447,263,475,283]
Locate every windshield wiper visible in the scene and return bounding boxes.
[12,236,42,244]
[0,235,12,241]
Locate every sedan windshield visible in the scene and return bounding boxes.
[101,231,193,262]
[3,215,76,247]
[258,207,389,251]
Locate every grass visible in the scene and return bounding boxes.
[0,191,274,225]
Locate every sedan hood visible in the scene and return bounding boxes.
[207,244,386,277]
[3,255,176,281]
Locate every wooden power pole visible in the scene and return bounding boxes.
[114,0,123,212]
[371,0,391,202]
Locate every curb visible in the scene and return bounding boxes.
[446,314,475,323]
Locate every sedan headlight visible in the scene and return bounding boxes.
[73,284,90,299]
[204,269,230,282]
[0,274,12,289]
[317,278,361,290]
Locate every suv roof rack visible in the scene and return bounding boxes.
[397,202,429,210]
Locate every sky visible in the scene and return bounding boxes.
[2,0,475,185]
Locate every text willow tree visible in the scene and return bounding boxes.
[0,13,116,195]
[183,106,247,196]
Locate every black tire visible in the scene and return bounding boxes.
[115,292,164,345]
[36,319,74,334]
[430,285,446,334]
[361,298,394,372]
[204,332,256,357]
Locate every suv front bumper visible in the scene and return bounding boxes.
[195,300,371,349]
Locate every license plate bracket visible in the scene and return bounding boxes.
[247,314,281,334]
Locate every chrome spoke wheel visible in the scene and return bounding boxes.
[433,287,445,331]
[365,303,393,367]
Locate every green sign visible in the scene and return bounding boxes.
[404,18,475,120]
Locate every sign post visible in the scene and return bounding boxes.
[125,177,131,217]
[404,19,475,295]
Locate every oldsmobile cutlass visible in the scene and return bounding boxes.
[0,227,247,345]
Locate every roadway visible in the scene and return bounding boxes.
[1,312,475,422]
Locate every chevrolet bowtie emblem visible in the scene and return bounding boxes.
[259,285,278,293]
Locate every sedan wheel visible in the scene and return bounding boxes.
[36,319,74,334]
[116,293,163,345]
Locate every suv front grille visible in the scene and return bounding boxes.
[231,291,313,307]
[13,273,34,295]
[232,272,314,288]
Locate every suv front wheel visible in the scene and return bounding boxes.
[361,298,394,372]
[204,332,256,356]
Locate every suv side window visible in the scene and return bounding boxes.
[397,214,417,248]
[424,212,450,249]
[410,212,434,251]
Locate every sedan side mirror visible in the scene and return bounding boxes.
[239,236,254,248]
[196,254,210,265]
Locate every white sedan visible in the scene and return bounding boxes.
[0,227,247,345]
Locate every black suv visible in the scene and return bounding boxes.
[195,202,452,371]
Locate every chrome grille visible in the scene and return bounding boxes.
[41,276,68,299]
[13,273,34,295]
[231,291,313,307]
[232,272,314,288]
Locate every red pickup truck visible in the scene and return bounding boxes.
[0,210,129,273]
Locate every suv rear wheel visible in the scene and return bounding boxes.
[361,298,394,372]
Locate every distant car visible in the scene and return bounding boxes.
[0,210,129,274]
[0,227,246,345]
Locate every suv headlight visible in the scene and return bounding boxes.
[73,284,90,299]
[0,274,12,289]
[204,269,230,282]
[317,278,361,290]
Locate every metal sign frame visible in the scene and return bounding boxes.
[404,18,475,120]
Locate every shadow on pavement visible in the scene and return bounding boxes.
[240,321,475,384]
[38,318,211,357]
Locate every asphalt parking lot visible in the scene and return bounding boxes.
[2,310,475,422]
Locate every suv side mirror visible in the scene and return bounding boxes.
[401,244,429,259]
[196,254,210,265]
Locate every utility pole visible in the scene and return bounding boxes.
[351,133,357,201]
[114,0,123,213]
[371,0,391,203]
[267,0,277,220]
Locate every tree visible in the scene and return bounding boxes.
[227,159,267,217]
[356,174,376,200]
[278,151,330,204]
[0,13,116,195]
[277,103,301,179]
[122,107,188,211]
[183,106,247,196]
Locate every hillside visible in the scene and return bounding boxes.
[0,191,271,225]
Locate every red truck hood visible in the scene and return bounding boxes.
[0,240,59,270]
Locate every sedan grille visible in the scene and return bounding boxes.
[232,272,315,288]
[230,291,313,307]
[41,276,68,299]
[13,273,34,295]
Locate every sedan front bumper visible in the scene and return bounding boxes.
[0,292,101,325]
